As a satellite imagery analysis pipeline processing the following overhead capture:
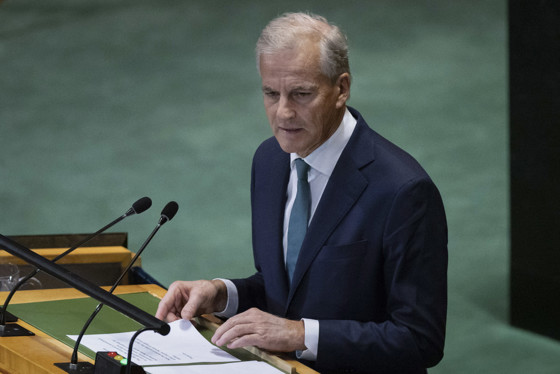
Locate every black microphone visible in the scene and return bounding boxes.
[63,201,179,371]
[0,234,169,337]
[0,197,152,331]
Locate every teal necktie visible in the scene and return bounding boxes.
[286,158,311,284]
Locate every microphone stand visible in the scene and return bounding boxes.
[59,201,178,373]
[67,223,162,371]
[0,234,169,374]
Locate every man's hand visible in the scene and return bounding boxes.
[155,279,227,322]
[211,308,306,353]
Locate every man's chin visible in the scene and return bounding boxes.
[275,134,304,153]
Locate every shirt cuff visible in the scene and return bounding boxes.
[296,318,319,361]
[212,278,238,318]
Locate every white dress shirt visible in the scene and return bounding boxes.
[217,108,357,361]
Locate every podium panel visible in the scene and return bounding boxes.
[1,233,135,288]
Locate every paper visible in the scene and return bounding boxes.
[145,361,285,374]
[68,319,238,366]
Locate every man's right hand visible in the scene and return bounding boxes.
[155,279,227,322]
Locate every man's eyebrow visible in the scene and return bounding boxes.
[292,84,317,91]
[261,84,318,93]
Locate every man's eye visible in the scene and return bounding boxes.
[264,91,279,98]
[295,92,311,97]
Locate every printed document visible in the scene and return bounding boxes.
[68,319,238,366]
[145,361,285,374]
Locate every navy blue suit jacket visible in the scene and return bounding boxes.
[232,107,448,373]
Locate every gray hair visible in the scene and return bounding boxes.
[256,12,351,83]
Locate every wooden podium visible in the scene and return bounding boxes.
[0,236,318,374]
[1,233,138,288]
[0,284,318,374]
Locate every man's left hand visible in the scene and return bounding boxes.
[211,308,306,352]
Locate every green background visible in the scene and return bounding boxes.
[1,0,559,372]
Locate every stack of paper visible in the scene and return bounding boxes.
[69,319,285,373]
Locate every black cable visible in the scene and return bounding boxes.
[126,327,156,374]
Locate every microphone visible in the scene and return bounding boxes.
[0,197,152,332]
[0,234,169,336]
[63,201,179,371]
[55,197,153,264]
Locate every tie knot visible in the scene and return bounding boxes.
[295,158,310,181]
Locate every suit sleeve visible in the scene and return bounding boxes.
[231,272,267,312]
[230,155,269,312]
[315,177,448,373]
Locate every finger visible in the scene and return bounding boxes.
[212,318,257,346]
[211,315,238,344]
[156,283,186,320]
[213,324,253,347]
[211,317,235,345]
[164,312,181,322]
[155,308,165,320]
[225,333,261,350]
[211,308,262,343]
[155,297,174,320]
[181,291,204,320]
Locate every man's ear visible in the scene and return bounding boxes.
[335,73,351,108]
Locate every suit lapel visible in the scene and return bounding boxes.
[286,114,376,309]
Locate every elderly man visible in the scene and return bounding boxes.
[156,12,448,374]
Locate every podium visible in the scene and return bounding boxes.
[0,284,318,374]
[1,233,139,288]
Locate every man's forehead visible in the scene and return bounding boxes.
[260,40,320,67]
[260,58,325,88]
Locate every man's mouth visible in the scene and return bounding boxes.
[279,126,303,133]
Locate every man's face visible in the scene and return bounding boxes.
[259,42,349,157]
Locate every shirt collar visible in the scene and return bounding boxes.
[290,108,357,177]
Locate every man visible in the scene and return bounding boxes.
[156,12,448,374]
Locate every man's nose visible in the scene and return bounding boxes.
[277,96,295,120]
